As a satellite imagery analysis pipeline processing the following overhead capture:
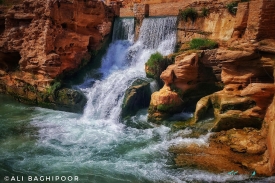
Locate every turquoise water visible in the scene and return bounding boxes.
[1,95,275,183]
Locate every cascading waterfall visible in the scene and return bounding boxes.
[0,17,268,183]
[82,17,177,121]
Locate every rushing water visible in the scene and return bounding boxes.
[0,17,274,183]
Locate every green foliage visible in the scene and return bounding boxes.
[146,52,163,68]
[170,84,183,97]
[23,83,37,93]
[189,38,218,50]
[226,1,238,15]
[46,81,62,95]
[200,7,209,17]
[157,103,177,112]
[0,0,3,4]
[145,52,168,84]
[145,52,174,86]
[179,8,199,23]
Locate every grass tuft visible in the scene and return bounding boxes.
[179,8,199,23]
[189,38,218,50]
[226,1,238,15]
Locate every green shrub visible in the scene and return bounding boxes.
[146,53,163,79]
[200,7,209,17]
[146,52,163,68]
[189,38,218,50]
[145,52,174,86]
[179,8,199,23]
[226,1,238,15]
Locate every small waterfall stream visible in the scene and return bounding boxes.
[0,17,270,183]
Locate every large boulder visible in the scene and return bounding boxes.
[148,85,183,123]
[194,83,274,132]
[121,79,151,118]
[161,53,199,91]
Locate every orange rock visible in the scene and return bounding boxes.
[0,0,114,90]
[161,52,199,91]
[0,0,114,110]
[170,128,268,175]
[194,83,274,131]
[148,85,183,122]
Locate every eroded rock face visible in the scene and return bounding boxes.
[148,52,221,122]
[177,46,275,175]
[194,83,274,131]
[0,0,115,111]
[161,53,199,91]
[192,48,275,132]
[148,53,199,122]
[142,0,275,176]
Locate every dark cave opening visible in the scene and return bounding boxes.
[0,51,21,72]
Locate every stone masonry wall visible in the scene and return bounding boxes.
[120,7,134,17]
[243,0,262,40]
[257,0,275,40]
[148,1,191,16]
[244,0,275,40]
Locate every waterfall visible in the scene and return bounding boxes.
[139,17,177,51]
[82,17,177,121]
[112,18,135,42]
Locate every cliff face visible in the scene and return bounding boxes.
[145,0,275,176]
[0,0,115,111]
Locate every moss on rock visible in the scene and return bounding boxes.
[3,80,87,113]
[121,79,151,118]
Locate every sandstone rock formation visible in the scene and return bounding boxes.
[0,0,116,111]
[148,52,221,122]
[148,85,183,123]
[144,0,275,176]
[193,49,274,131]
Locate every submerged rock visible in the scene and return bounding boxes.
[52,88,87,113]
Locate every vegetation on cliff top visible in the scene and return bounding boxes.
[226,0,249,15]
[179,7,209,23]
[179,8,199,23]
[226,1,238,15]
[189,38,218,50]
[200,7,210,17]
